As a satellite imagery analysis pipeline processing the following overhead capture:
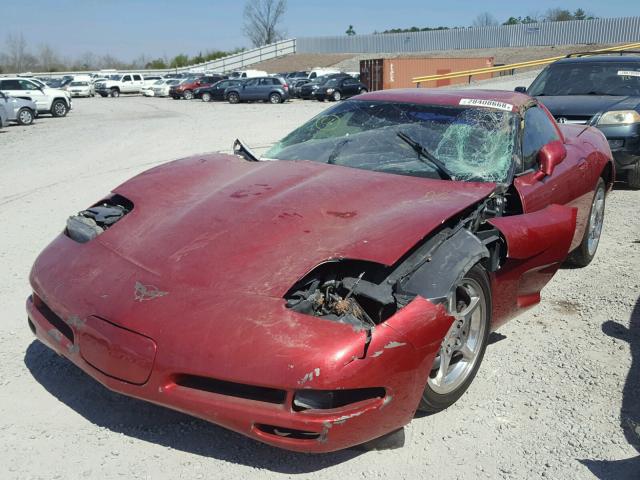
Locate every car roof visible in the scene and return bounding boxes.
[356,88,532,112]
[554,55,640,65]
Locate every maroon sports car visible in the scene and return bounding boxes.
[27,89,613,452]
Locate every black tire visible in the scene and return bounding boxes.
[183,89,193,100]
[201,92,212,102]
[16,107,34,126]
[332,91,342,101]
[269,92,282,104]
[418,264,491,413]
[360,88,368,94]
[566,177,606,267]
[99,92,108,98]
[110,88,120,98]
[51,99,68,117]
[628,161,640,190]
[228,92,240,104]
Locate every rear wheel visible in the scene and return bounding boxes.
[419,264,491,413]
[228,92,240,104]
[183,89,193,100]
[110,88,120,98]
[566,177,606,267]
[51,100,68,117]
[202,92,212,102]
[269,92,282,104]
[628,161,640,190]
[17,108,34,125]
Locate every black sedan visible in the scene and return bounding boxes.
[314,76,368,101]
[519,53,640,189]
[195,79,243,102]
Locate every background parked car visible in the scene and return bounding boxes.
[0,97,9,129]
[194,79,243,102]
[0,92,37,125]
[291,79,312,98]
[225,76,289,104]
[170,75,225,100]
[313,76,368,101]
[521,53,640,189]
[298,73,350,99]
[0,77,72,117]
[154,79,180,97]
[68,81,95,98]
[228,69,268,79]
[95,74,145,97]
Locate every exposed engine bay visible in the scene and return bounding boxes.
[285,190,513,332]
[66,195,133,243]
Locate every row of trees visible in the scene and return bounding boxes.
[362,7,597,35]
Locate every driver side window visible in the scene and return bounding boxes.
[522,106,560,171]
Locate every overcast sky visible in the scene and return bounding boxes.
[4,0,639,61]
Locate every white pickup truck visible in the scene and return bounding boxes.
[95,74,145,97]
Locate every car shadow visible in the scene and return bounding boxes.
[579,296,640,479]
[23,341,361,473]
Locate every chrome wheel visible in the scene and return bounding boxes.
[183,90,193,100]
[428,278,487,395]
[202,92,211,102]
[332,91,342,101]
[587,185,605,257]
[52,101,67,117]
[269,93,282,104]
[18,108,34,125]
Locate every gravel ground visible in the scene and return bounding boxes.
[1,87,638,480]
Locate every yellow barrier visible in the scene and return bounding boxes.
[412,43,640,86]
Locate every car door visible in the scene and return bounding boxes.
[214,80,229,99]
[132,75,144,92]
[341,78,359,97]
[121,75,133,93]
[241,78,260,100]
[9,79,48,110]
[513,104,586,249]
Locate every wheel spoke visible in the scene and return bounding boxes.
[434,349,452,386]
[458,294,480,320]
[459,343,474,361]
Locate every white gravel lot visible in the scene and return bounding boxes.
[1,87,638,480]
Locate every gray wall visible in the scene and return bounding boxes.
[297,17,640,54]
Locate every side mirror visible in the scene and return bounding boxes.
[514,86,527,93]
[533,140,566,181]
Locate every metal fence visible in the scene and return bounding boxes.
[297,17,640,54]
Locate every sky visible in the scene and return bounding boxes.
[2,0,639,62]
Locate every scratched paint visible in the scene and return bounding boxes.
[384,341,407,349]
[298,367,321,385]
[134,281,168,302]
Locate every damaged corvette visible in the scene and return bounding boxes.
[27,89,614,452]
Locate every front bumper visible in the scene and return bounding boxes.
[598,123,640,172]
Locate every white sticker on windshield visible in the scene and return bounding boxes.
[459,98,514,112]
[618,70,640,77]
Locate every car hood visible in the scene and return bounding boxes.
[100,154,494,297]
[537,95,639,117]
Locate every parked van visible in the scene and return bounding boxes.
[308,68,340,80]
[229,70,268,79]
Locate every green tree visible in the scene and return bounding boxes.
[346,25,356,36]
[170,54,190,68]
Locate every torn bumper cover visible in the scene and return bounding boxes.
[27,235,453,452]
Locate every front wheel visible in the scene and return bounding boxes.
[566,177,606,267]
[201,92,212,102]
[51,100,68,117]
[419,264,491,413]
[17,108,34,125]
[628,161,640,190]
[110,88,120,98]
[183,89,193,100]
[332,91,342,101]
[228,92,240,104]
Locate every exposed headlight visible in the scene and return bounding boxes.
[597,110,640,125]
[326,88,335,94]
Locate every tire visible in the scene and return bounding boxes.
[332,91,342,101]
[183,90,194,100]
[99,93,107,98]
[228,92,240,104]
[566,177,606,267]
[50,99,68,117]
[201,92,212,102]
[16,108,34,126]
[360,88,368,94]
[628,161,640,190]
[269,92,282,104]
[110,88,120,98]
[418,264,491,413]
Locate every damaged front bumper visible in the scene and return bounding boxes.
[27,249,452,452]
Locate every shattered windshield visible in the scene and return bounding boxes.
[264,100,518,183]
[528,62,640,96]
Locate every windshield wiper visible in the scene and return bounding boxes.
[233,138,259,162]
[397,131,454,180]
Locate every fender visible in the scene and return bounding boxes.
[488,204,577,328]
